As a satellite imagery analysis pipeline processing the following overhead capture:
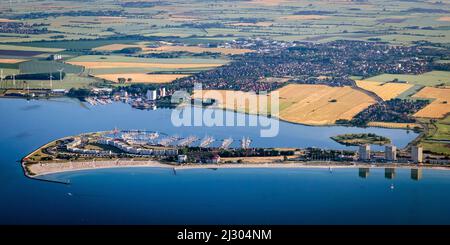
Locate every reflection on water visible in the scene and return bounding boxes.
[359,168,424,181]
[359,168,370,178]
[385,168,396,179]
[13,131,32,139]
[19,104,41,111]
[0,97,419,151]
[1,98,449,225]
[411,168,423,181]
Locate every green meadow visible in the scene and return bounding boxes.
[365,71,450,87]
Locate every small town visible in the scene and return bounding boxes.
[1,0,450,231]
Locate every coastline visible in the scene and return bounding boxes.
[0,95,420,130]
[24,159,450,178]
[175,100,421,130]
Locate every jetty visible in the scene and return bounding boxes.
[199,135,215,148]
[241,137,252,149]
[221,137,233,149]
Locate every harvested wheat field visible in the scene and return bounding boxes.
[356,80,413,100]
[277,84,376,125]
[0,59,27,64]
[95,73,190,84]
[437,16,450,22]
[68,62,224,69]
[0,19,16,23]
[192,90,271,115]
[194,84,376,125]
[413,87,450,118]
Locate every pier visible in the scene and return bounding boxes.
[241,137,251,149]
[199,136,215,148]
[221,137,233,149]
[178,136,199,147]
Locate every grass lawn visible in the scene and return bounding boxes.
[420,115,450,156]
[431,116,450,141]
[422,142,450,156]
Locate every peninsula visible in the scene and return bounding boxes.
[21,130,448,178]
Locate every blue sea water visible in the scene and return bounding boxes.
[1,98,449,224]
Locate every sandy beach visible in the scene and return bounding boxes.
[23,159,450,177]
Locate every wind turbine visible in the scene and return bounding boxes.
[0,69,3,88]
[24,81,29,95]
[57,68,64,82]
[49,72,53,90]
[12,73,16,88]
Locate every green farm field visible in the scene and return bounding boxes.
[67,55,228,64]
[420,115,450,156]
[364,71,450,87]
[0,44,64,53]
[1,0,449,45]
[1,74,98,90]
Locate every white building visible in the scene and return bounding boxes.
[120,90,128,98]
[178,155,188,163]
[146,90,157,101]
[51,89,68,95]
[358,145,371,161]
[49,54,63,60]
[385,145,397,161]
[206,155,221,164]
[159,87,166,97]
[411,146,423,164]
